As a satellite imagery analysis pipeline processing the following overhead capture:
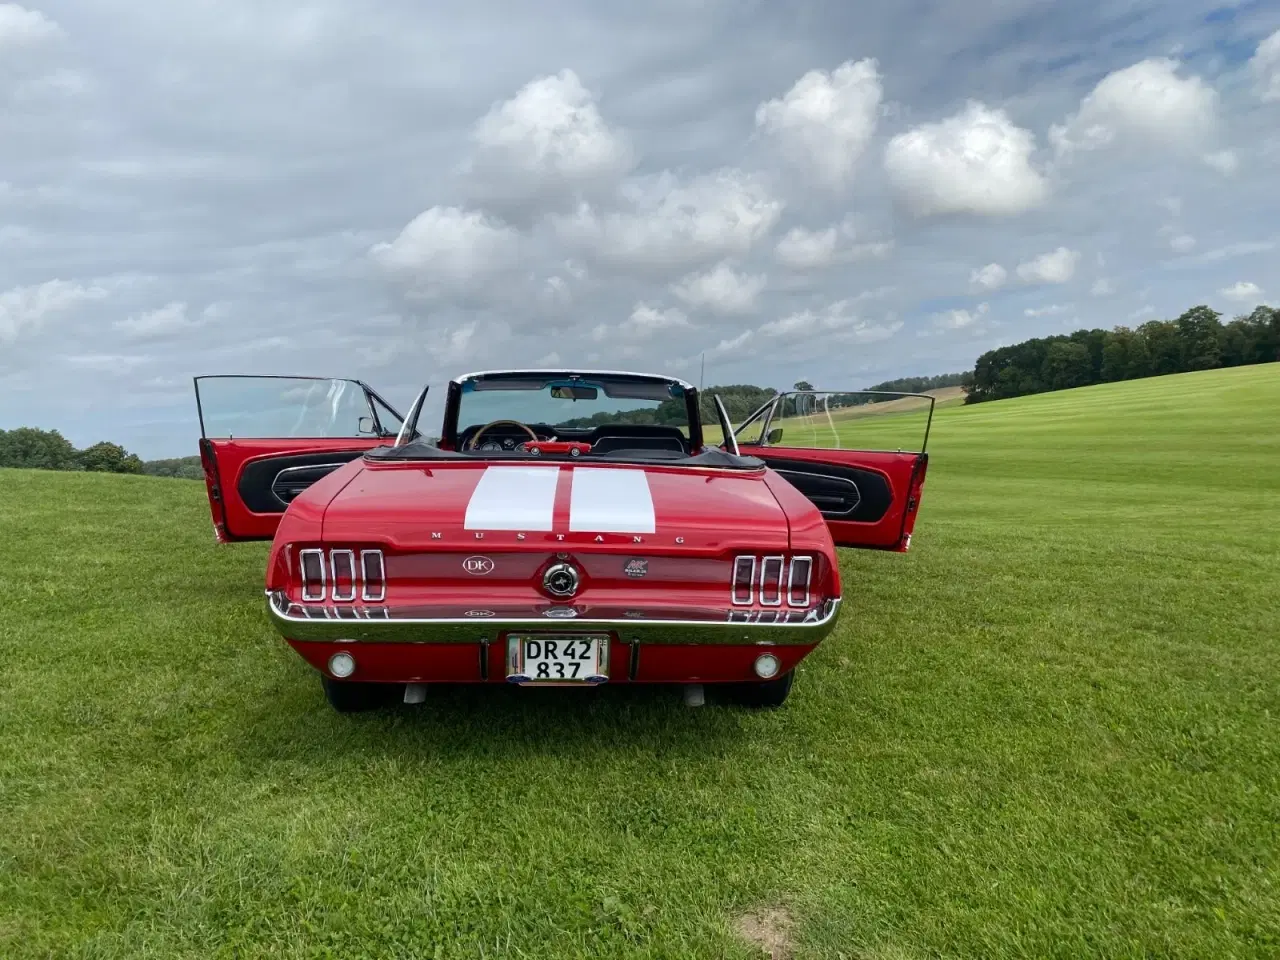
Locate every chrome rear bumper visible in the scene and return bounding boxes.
[266,590,842,646]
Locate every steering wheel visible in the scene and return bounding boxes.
[466,419,539,450]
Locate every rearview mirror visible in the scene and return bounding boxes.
[358,416,377,435]
[551,385,598,400]
[766,427,784,444]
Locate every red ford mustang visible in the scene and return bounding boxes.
[194,370,931,711]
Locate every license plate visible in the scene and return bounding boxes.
[506,634,609,685]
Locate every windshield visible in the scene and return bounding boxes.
[196,376,399,439]
[456,376,690,434]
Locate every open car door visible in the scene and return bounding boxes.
[194,375,412,542]
[734,389,934,552]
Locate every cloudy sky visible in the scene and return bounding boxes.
[2,0,1278,457]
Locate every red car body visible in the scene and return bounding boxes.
[194,370,931,710]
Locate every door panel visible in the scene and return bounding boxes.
[194,376,408,542]
[736,389,934,551]
[201,438,382,541]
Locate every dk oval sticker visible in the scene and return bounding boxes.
[462,556,495,575]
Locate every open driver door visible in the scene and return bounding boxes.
[733,389,933,551]
[194,375,413,542]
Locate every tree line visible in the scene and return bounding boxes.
[964,304,1279,404]
[0,427,203,478]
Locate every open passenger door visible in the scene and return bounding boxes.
[734,389,934,551]
[194,375,413,542]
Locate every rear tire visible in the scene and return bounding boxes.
[722,669,794,708]
[321,675,392,713]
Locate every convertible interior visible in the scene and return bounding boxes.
[456,421,693,459]
[368,420,762,469]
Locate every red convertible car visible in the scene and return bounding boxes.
[194,370,931,711]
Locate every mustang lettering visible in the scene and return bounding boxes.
[192,369,933,712]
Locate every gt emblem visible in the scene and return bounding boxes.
[462,556,495,576]
[543,561,580,598]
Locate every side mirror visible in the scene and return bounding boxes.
[358,416,377,435]
[765,427,784,445]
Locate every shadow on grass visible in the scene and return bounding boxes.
[223,669,764,771]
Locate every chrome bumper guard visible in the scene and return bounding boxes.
[266,590,842,646]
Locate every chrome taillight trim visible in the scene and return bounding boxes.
[759,555,784,606]
[300,548,326,602]
[360,549,386,601]
[329,549,357,602]
[787,556,813,608]
[731,556,757,605]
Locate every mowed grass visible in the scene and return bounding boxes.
[2,365,1278,959]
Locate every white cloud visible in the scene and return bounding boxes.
[555,168,783,273]
[1016,247,1079,284]
[1091,278,1115,297]
[1050,58,1218,155]
[1203,149,1238,176]
[969,263,1008,291]
[755,58,882,190]
[1220,281,1262,303]
[728,300,903,357]
[1188,240,1276,263]
[0,3,62,50]
[114,301,196,338]
[669,261,766,315]
[884,101,1048,217]
[933,301,989,331]
[370,206,521,293]
[467,69,632,207]
[1024,303,1069,317]
[592,302,690,342]
[64,354,151,373]
[0,279,107,344]
[1249,28,1280,102]
[1168,233,1196,254]
[773,221,892,271]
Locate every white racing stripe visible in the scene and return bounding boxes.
[464,466,560,530]
[568,467,656,533]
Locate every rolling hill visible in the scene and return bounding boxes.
[1,364,1276,959]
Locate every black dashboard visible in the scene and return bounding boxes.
[456,422,690,454]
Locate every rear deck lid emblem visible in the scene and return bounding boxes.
[463,556,495,575]
[623,558,648,578]
[543,561,580,597]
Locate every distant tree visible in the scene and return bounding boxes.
[1174,305,1223,371]
[1042,341,1092,392]
[965,298,1276,404]
[0,427,82,470]
[79,441,144,474]
[793,380,814,391]
[142,456,204,480]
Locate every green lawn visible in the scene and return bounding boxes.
[2,365,1278,959]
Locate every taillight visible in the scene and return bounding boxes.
[732,556,756,605]
[759,556,784,606]
[330,549,356,602]
[300,548,326,602]
[361,550,386,601]
[787,556,812,606]
[297,547,385,602]
[731,554,814,607]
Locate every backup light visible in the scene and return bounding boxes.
[328,651,356,678]
[753,654,780,679]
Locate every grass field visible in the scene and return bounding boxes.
[2,365,1278,959]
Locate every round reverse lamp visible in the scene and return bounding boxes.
[753,653,780,679]
[328,651,356,678]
